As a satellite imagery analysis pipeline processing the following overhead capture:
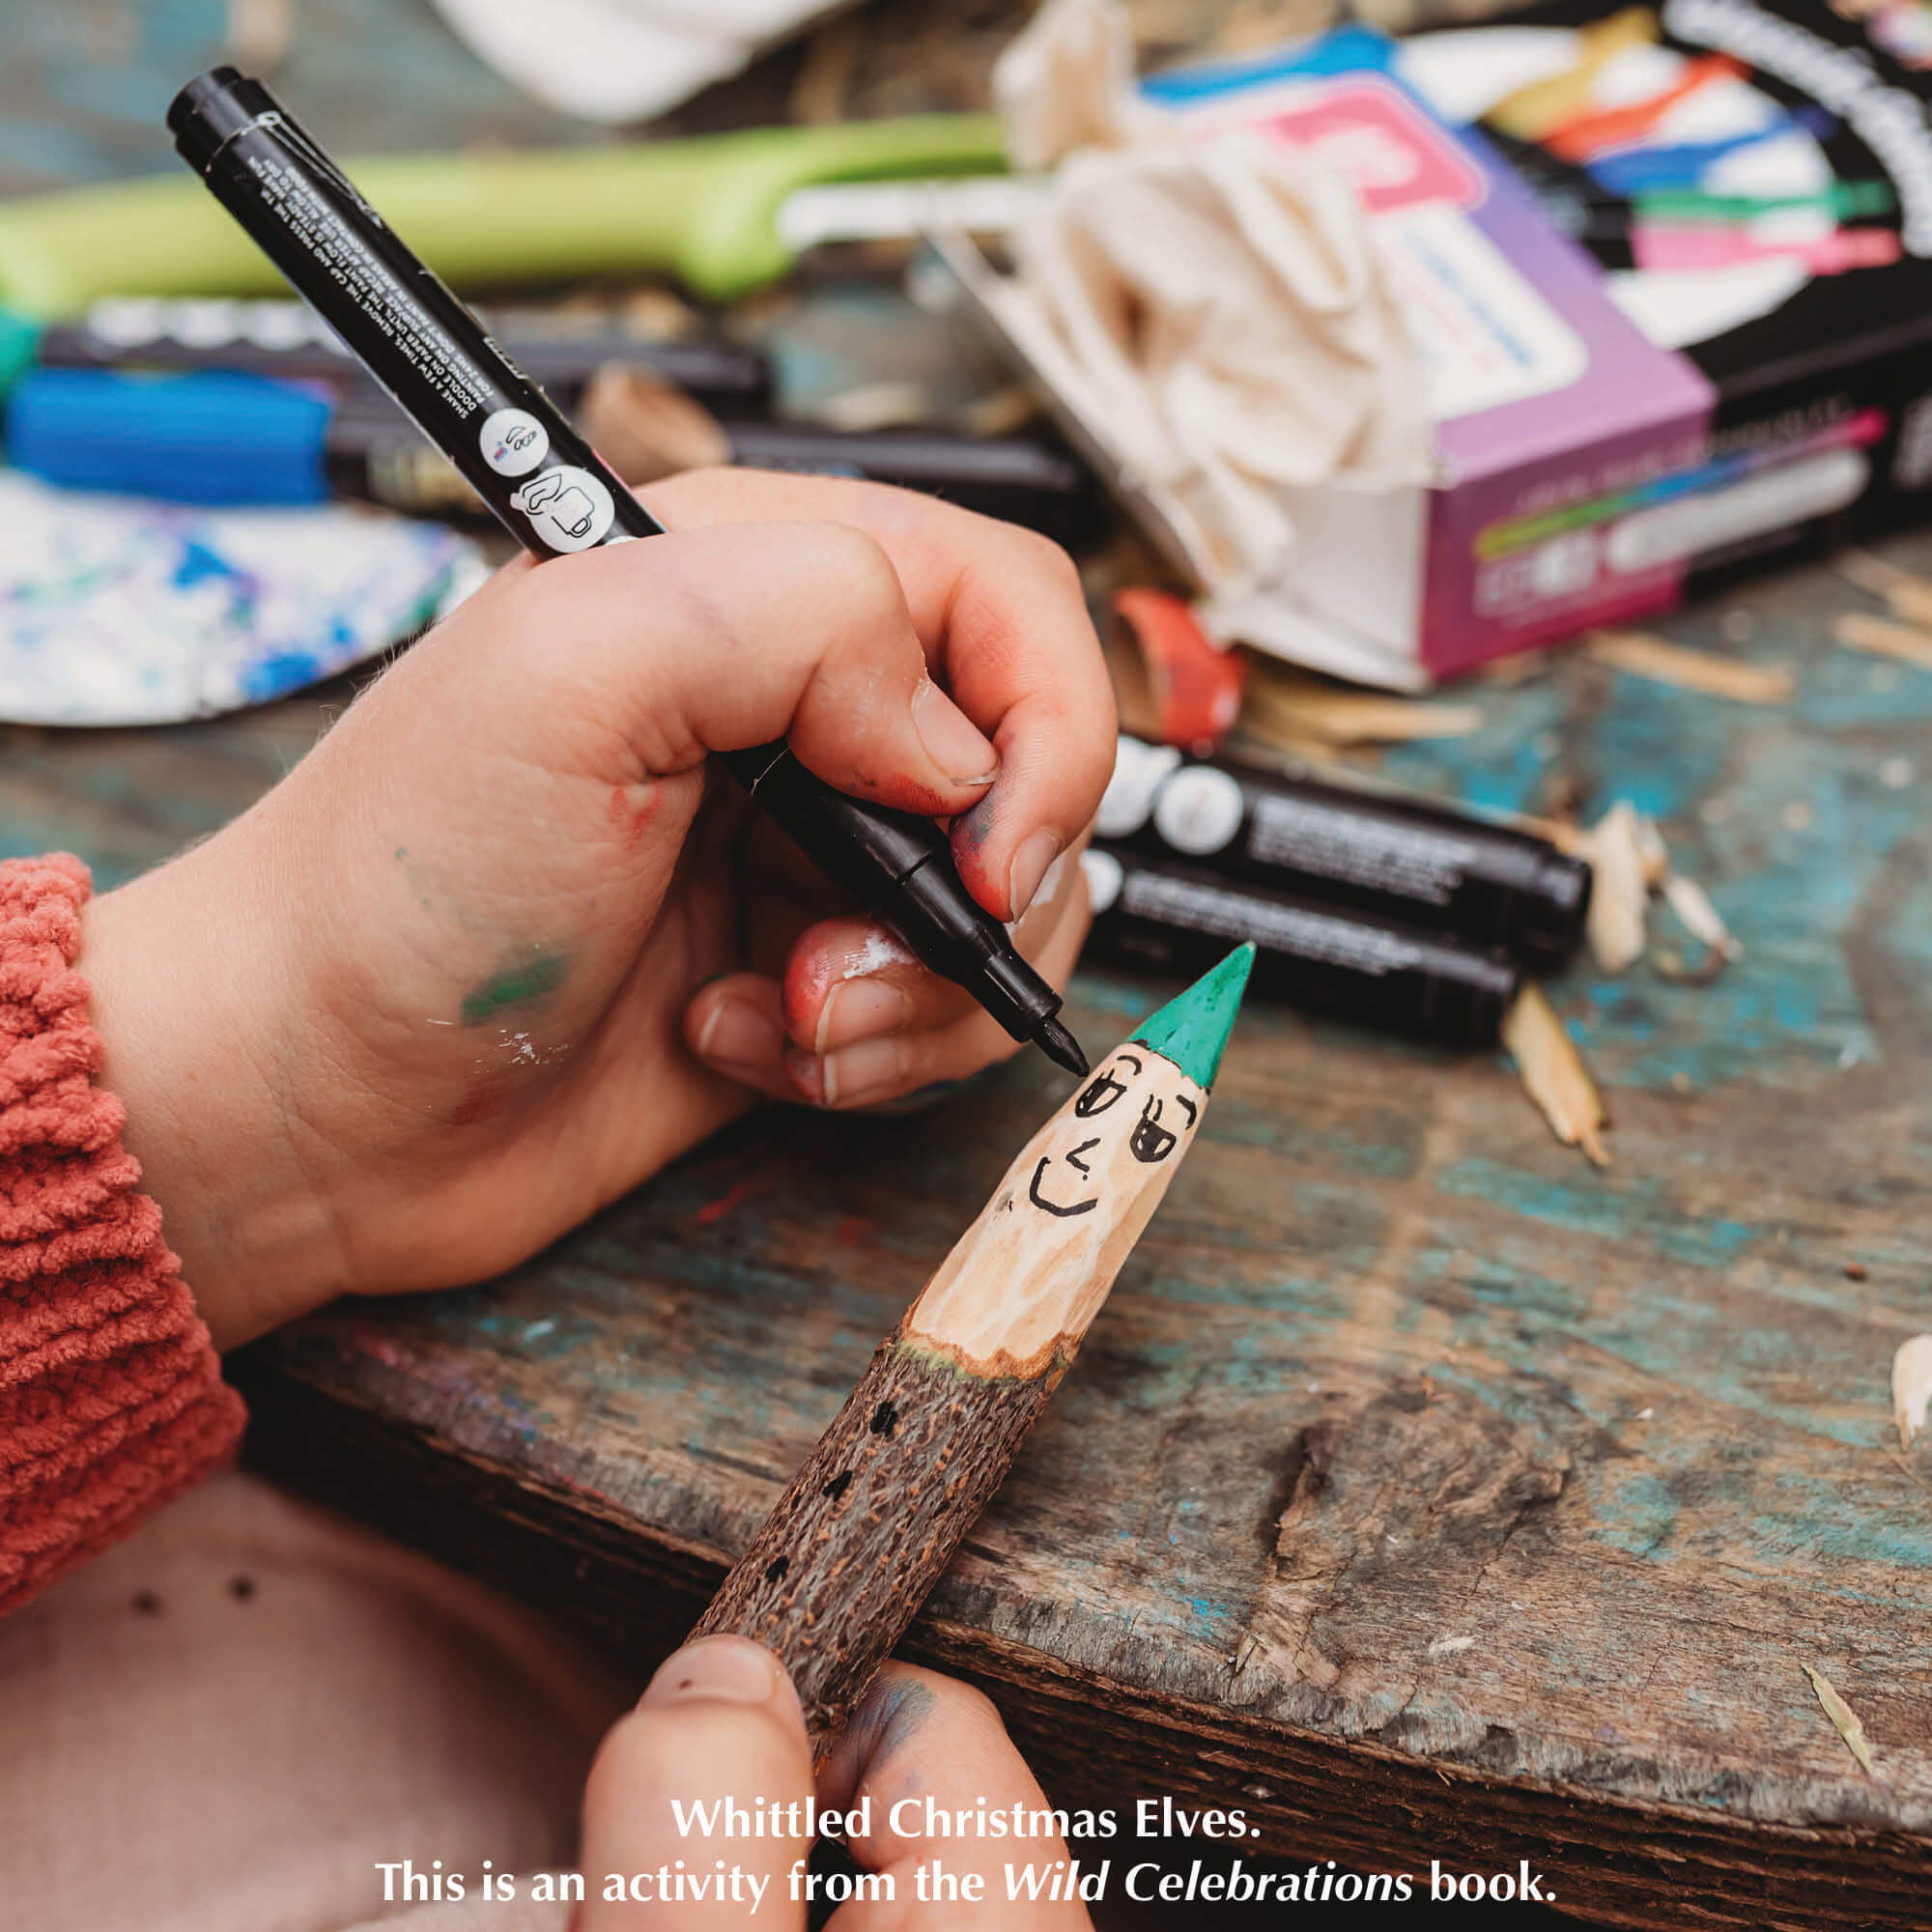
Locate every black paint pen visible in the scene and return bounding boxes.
[31,294,774,416]
[1080,843,1519,1047]
[1101,737,1592,974]
[167,68,1086,1078]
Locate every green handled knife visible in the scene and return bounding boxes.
[0,113,1009,318]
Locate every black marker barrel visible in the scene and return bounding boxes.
[36,298,773,416]
[1080,843,1519,1047]
[1100,737,1591,973]
[168,68,654,553]
[168,67,1082,1073]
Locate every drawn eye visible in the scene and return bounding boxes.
[1074,1070,1126,1117]
[1129,1095,1179,1165]
[1073,1051,1144,1118]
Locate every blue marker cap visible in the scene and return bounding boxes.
[4,365,330,505]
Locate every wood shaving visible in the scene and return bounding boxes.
[1890,1334,1932,1449]
[1662,872,1741,961]
[1634,815,1670,892]
[1503,984,1610,1167]
[1804,1664,1875,1776]
[621,288,699,341]
[1578,801,1649,974]
[1837,550,1932,628]
[1240,668,1483,747]
[1587,629,1795,704]
[962,386,1043,438]
[1832,611,1932,671]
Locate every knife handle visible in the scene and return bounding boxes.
[0,113,1007,317]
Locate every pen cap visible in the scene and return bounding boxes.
[4,365,330,505]
[168,66,270,177]
[1082,843,1519,1048]
[1515,849,1594,971]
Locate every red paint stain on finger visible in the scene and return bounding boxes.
[449,1079,503,1126]
[608,781,664,852]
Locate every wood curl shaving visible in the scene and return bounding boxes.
[1804,1663,1876,1776]
[1502,984,1610,1168]
[1239,664,1483,749]
[1578,801,1650,973]
[1832,611,1932,671]
[1890,1334,1932,1450]
[1837,549,1932,628]
[1586,628,1795,704]
[1572,802,1739,978]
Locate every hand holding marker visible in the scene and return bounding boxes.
[166,68,1087,1079]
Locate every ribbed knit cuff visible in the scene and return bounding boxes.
[0,853,245,1613]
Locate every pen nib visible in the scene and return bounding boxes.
[1035,1014,1089,1078]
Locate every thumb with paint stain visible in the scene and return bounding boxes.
[78,471,1113,1350]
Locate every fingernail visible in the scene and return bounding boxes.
[1009,828,1064,918]
[639,1634,783,1710]
[912,677,999,787]
[696,996,779,1070]
[816,977,912,1055]
[786,1050,826,1106]
[820,1035,905,1110]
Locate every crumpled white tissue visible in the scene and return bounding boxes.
[986,0,1433,599]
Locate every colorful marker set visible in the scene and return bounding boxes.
[1473,6,1901,282]
[1475,408,1889,559]
[1345,0,1932,670]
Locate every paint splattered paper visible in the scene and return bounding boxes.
[0,470,485,726]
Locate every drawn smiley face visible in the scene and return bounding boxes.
[1028,1050,1200,1216]
[906,1038,1209,1376]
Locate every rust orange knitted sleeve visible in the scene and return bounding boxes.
[0,853,246,1614]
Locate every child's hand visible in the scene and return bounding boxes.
[576,1636,1092,1927]
[83,472,1115,1349]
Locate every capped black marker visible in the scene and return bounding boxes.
[1081,842,1519,1048]
[1101,737,1592,975]
[167,67,1086,1078]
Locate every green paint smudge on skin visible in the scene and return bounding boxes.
[1134,943,1256,1090]
[461,947,571,1027]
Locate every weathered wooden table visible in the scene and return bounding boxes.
[10,553,1931,1929]
[7,4,1932,1928]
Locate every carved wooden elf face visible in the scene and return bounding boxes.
[903,946,1254,1380]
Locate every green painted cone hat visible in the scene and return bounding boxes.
[1131,944,1256,1090]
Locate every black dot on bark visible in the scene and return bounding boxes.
[764,1555,790,1585]
[229,1575,256,1602]
[131,1591,162,1616]
[822,1470,854,1501]
[869,1402,898,1436]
